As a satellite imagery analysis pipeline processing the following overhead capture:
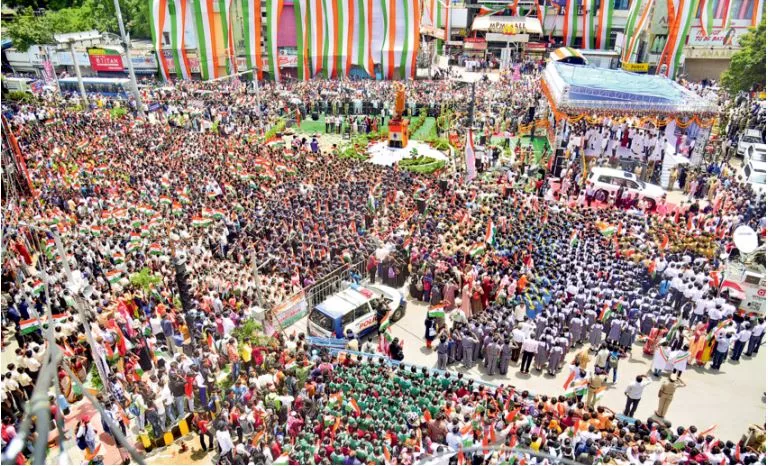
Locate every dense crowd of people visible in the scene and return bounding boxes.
[0,71,765,466]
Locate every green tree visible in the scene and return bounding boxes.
[3,0,152,51]
[721,19,766,95]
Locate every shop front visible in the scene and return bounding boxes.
[470,16,543,64]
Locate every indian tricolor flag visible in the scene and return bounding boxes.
[427,304,445,319]
[598,303,612,322]
[148,243,163,256]
[178,193,191,204]
[159,195,172,206]
[106,270,122,284]
[192,216,213,228]
[20,318,41,335]
[569,230,579,248]
[595,221,617,237]
[260,169,277,180]
[469,242,485,258]
[31,280,45,296]
[484,218,496,245]
[150,0,172,80]
[44,239,56,258]
[160,176,171,189]
[112,251,125,264]
[211,209,226,220]
[101,212,116,225]
[172,201,183,216]
[379,311,392,332]
[52,313,69,325]
[563,379,588,398]
[113,208,129,220]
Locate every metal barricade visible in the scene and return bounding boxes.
[271,258,369,330]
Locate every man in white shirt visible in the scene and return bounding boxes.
[623,375,651,418]
[746,317,766,357]
[520,336,539,374]
[731,323,752,361]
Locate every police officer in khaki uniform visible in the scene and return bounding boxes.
[585,370,606,409]
[656,374,686,418]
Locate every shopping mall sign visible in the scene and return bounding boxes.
[87,48,124,72]
[488,21,527,35]
[687,26,747,47]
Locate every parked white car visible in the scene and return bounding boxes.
[588,167,667,207]
[742,159,766,195]
[737,129,766,157]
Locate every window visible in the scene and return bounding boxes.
[614,0,629,9]
[163,32,171,46]
[608,32,618,49]
[625,180,639,189]
[342,309,357,326]
[598,175,612,183]
[353,303,372,320]
[745,275,762,285]
[308,309,334,331]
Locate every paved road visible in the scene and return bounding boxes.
[289,289,766,443]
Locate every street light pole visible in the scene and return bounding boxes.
[111,0,145,115]
[253,68,262,116]
[20,222,110,390]
[68,42,88,107]
[468,81,476,130]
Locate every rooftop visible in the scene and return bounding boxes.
[542,62,718,115]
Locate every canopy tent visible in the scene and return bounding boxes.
[549,47,587,65]
[541,61,718,116]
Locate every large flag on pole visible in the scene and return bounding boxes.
[192,0,219,80]
[594,0,614,49]
[562,0,579,46]
[657,0,700,77]
[582,0,595,49]
[266,0,284,81]
[150,0,172,81]
[242,0,264,79]
[169,0,193,79]
[465,129,477,182]
[622,0,654,63]
[699,0,714,35]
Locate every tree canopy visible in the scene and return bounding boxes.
[721,18,766,95]
[3,0,152,51]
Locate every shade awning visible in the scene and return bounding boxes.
[550,47,586,64]
[721,280,747,301]
[471,16,542,35]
